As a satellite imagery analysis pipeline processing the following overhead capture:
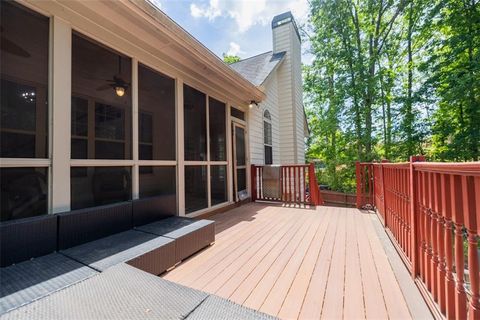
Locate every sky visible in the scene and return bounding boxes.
[147,0,312,64]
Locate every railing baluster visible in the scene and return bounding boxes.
[432,172,440,303]
[437,172,446,314]
[453,175,467,320]
[468,176,480,319]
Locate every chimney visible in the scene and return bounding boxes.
[271,12,305,164]
[272,11,301,54]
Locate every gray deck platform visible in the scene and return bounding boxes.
[61,229,175,273]
[0,263,275,320]
[0,253,98,315]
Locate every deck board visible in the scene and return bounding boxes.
[163,203,433,320]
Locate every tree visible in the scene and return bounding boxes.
[304,0,479,192]
[222,54,241,64]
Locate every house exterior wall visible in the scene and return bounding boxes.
[272,14,305,164]
[248,72,280,165]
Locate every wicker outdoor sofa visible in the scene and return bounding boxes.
[0,196,217,317]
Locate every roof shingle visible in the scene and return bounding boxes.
[229,51,286,86]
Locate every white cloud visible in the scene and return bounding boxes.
[190,0,222,21]
[189,0,309,33]
[226,42,244,56]
[147,0,161,9]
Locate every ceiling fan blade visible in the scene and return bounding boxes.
[96,84,112,91]
[1,37,30,58]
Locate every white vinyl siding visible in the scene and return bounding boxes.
[248,72,280,165]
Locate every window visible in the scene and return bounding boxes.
[184,85,207,161]
[95,103,127,159]
[138,64,175,160]
[71,97,88,159]
[184,86,228,213]
[264,110,273,165]
[71,32,132,160]
[71,167,132,210]
[0,2,49,221]
[230,107,245,121]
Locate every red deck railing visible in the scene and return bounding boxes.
[251,163,324,206]
[356,158,480,320]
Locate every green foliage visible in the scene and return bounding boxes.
[305,0,479,192]
[222,54,241,64]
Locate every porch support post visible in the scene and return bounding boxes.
[50,17,71,213]
[226,103,233,203]
[176,79,185,216]
[131,58,139,200]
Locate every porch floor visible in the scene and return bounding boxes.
[163,203,433,319]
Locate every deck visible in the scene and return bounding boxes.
[163,203,433,319]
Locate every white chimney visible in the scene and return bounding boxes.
[271,12,305,164]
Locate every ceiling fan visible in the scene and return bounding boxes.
[0,26,31,58]
[96,56,130,97]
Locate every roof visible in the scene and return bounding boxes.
[229,51,286,86]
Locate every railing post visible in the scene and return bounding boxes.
[251,164,257,202]
[410,155,425,279]
[356,161,361,208]
[381,160,389,227]
[308,163,317,206]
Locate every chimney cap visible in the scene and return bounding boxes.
[271,11,301,42]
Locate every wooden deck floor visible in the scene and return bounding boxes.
[163,203,432,320]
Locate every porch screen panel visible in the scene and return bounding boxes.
[139,166,176,215]
[235,126,246,166]
[71,33,132,160]
[138,64,175,160]
[211,165,227,205]
[184,85,206,161]
[71,167,132,210]
[0,2,49,221]
[185,166,208,214]
[209,98,226,161]
[0,168,48,222]
[0,2,49,158]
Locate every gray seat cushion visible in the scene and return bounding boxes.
[61,230,174,273]
[0,253,97,315]
[136,217,213,239]
[0,264,208,320]
[185,295,277,320]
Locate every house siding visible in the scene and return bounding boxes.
[248,72,280,165]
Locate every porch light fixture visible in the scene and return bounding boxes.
[115,85,126,97]
[249,100,258,109]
